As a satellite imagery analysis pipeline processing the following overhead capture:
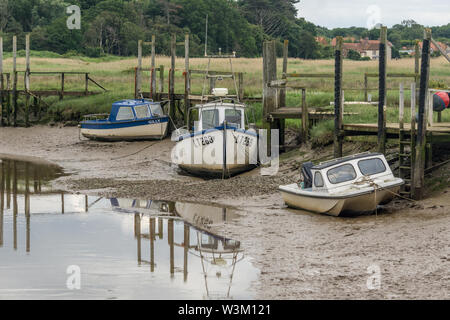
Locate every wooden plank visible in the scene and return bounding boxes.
[286,73,334,78]
[301,88,308,142]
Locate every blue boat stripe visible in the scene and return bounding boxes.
[81,117,169,130]
[177,125,258,141]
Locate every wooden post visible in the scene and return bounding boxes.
[238,73,244,101]
[12,36,17,127]
[413,29,432,200]
[414,41,420,99]
[25,34,30,127]
[85,73,89,95]
[378,26,388,154]
[137,40,142,98]
[169,34,176,131]
[280,40,289,109]
[184,34,190,125]
[301,89,309,142]
[159,65,164,95]
[6,73,10,126]
[364,73,368,102]
[0,36,3,127]
[334,36,344,158]
[262,41,277,119]
[410,82,416,199]
[279,40,288,149]
[151,35,156,100]
[262,41,278,154]
[60,72,65,101]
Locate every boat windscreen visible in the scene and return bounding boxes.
[135,105,151,119]
[150,104,164,117]
[225,109,242,128]
[327,164,357,184]
[116,107,134,121]
[358,158,386,176]
[202,109,220,129]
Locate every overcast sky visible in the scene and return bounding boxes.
[297,0,450,29]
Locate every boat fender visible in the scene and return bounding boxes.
[433,91,449,112]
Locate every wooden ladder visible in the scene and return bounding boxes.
[398,83,416,199]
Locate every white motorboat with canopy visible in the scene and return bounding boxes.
[279,152,404,216]
[171,54,258,178]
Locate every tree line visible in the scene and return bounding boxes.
[0,0,448,59]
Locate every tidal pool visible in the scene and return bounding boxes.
[0,157,259,300]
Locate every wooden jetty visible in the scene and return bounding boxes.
[134,34,262,128]
[263,27,450,200]
[0,34,107,127]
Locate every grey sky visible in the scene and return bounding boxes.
[297,0,450,28]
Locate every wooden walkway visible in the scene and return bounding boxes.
[270,107,358,120]
[344,122,450,142]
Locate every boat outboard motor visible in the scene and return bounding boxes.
[301,162,314,189]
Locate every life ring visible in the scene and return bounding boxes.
[433,91,450,112]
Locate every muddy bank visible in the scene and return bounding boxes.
[1,126,449,299]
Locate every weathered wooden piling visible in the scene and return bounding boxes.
[262,40,278,154]
[169,34,176,130]
[25,34,31,127]
[184,34,190,124]
[136,40,143,98]
[12,36,17,127]
[0,36,3,127]
[378,26,388,154]
[151,35,156,100]
[413,29,432,200]
[334,36,344,158]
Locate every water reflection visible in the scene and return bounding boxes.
[112,199,244,299]
[0,157,257,300]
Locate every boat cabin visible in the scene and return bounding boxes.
[108,99,165,122]
[303,153,393,193]
[189,102,247,132]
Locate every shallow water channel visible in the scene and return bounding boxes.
[0,157,259,300]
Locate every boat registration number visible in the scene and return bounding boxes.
[194,136,215,147]
[234,134,253,147]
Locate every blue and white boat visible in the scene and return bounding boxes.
[172,98,258,178]
[80,99,169,141]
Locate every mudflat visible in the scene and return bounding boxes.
[1,125,448,299]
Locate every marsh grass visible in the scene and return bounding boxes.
[2,54,449,143]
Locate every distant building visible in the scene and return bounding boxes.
[418,40,448,55]
[315,36,329,46]
[331,37,393,60]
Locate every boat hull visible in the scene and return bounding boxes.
[173,127,258,178]
[80,118,168,141]
[279,182,403,217]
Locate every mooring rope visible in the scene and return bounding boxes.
[353,175,416,203]
[110,141,159,161]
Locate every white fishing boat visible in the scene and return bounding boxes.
[80,99,169,141]
[171,52,258,178]
[172,96,258,178]
[279,152,404,216]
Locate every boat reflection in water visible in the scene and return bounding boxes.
[110,199,246,299]
[0,157,257,300]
